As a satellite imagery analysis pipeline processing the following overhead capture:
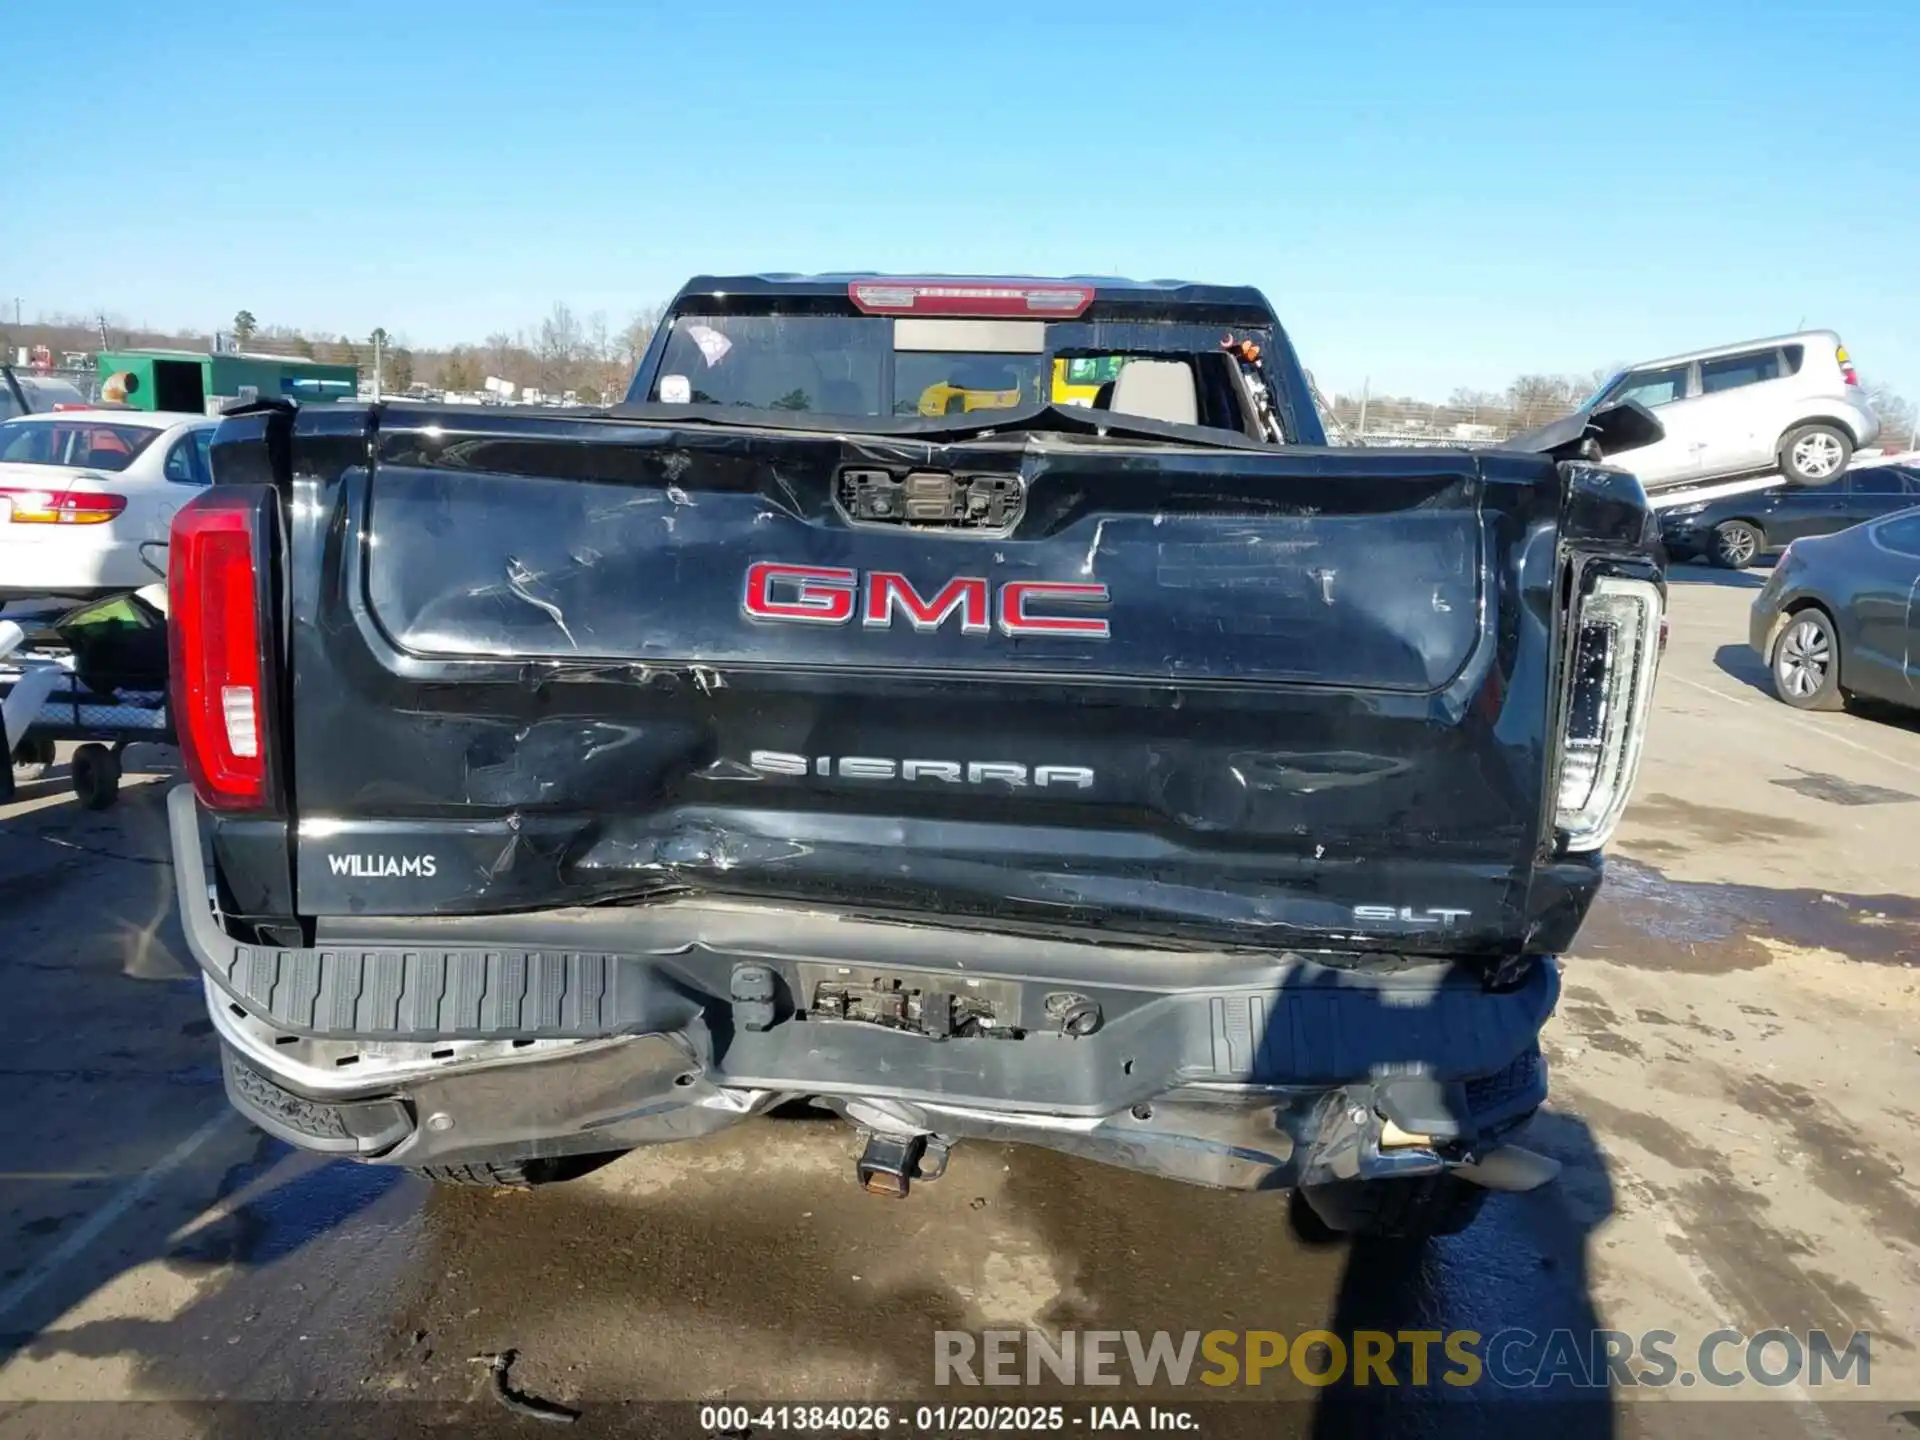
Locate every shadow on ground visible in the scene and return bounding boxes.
[0,781,404,1386]
[1309,1110,1616,1436]
[1715,641,1920,732]
[0,1110,1623,1440]
[1712,642,1773,698]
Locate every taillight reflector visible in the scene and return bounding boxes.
[1,488,127,524]
[168,488,273,810]
[848,280,1094,318]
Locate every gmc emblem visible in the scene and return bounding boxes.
[742,563,1110,639]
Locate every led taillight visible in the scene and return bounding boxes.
[1,488,127,524]
[168,488,274,811]
[847,279,1094,317]
[1554,575,1663,852]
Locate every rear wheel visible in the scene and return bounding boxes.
[1779,423,1852,485]
[1711,520,1763,569]
[1295,1173,1488,1242]
[10,736,54,781]
[70,743,121,810]
[409,1152,626,1190]
[1770,608,1844,710]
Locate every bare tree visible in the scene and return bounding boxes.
[441,348,477,392]
[1862,380,1917,450]
[621,305,665,372]
[1505,374,1587,430]
[485,331,516,382]
[535,303,583,394]
[584,309,623,402]
[1447,387,1501,414]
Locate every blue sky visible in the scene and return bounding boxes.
[4,1,1915,401]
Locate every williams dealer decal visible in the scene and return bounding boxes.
[327,854,438,879]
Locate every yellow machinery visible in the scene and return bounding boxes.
[1051,355,1126,407]
[909,356,1129,415]
[914,379,1025,416]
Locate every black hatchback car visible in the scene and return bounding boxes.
[1750,505,1920,711]
[1662,463,1920,568]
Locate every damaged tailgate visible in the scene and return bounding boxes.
[283,405,1569,956]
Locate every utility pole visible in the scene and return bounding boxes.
[1356,377,1371,439]
[11,299,19,327]
[372,329,383,401]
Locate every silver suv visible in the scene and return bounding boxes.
[1589,331,1880,489]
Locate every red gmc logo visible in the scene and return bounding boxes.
[743,563,1110,639]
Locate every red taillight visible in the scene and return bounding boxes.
[168,488,273,811]
[1836,343,1858,385]
[847,279,1094,318]
[1,488,127,524]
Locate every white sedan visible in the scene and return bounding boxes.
[0,409,217,607]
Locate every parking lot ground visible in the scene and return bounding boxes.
[0,567,1916,1436]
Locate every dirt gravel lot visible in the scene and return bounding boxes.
[1,565,1916,1437]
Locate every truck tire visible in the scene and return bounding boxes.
[1778,423,1852,486]
[1295,1173,1488,1242]
[10,736,54,781]
[409,1152,625,1190]
[1710,520,1763,569]
[71,743,121,810]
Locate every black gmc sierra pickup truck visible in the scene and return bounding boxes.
[166,274,1665,1240]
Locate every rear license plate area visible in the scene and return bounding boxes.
[792,963,1024,1040]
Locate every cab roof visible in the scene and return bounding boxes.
[667,273,1282,328]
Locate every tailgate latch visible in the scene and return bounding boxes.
[836,468,1025,531]
[903,471,956,520]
